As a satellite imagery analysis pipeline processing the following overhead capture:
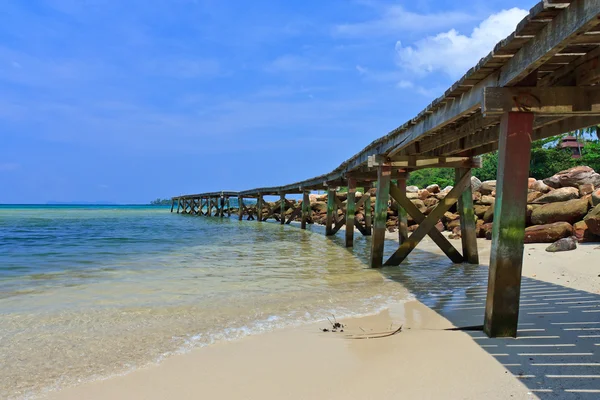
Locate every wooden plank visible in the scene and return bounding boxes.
[482,86,600,115]
[326,188,336,236]
[364,194,372,236]
[396,175,409,245]
[484,112,534,338]
[345,178,356,247]
[286,204,302,224]
[370,165,391,268]
[301,191,311,229]
[385,173,471,266]
[456,168,479,264]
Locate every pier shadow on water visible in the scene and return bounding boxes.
[313,224,600,399]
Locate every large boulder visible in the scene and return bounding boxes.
[480,195,495,206]
[543,166,600,189]
[573,220,600,242]
[584,204,600,236]
[530,198,590,225]
[483,206,494,223]
[535,187,579,203]
[593,188,600,207]
[480,180,496,195]
[474,205,489,218]
[426,184,440,194]
[406,185,419,193]
[471,176,482,192]
[527,191,544,203]
[406,192,419,200]
[546,236,577,252]
[524,222,573,243]
[418,189,430,200]
[424,198,439,207]
[579,184,595,197]
[311,201,328,213]
[531,180,552,193]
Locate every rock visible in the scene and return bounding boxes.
[311,201,328,213]
[546,236,578,252]
[530,198,590,225]
[527,191,544,203]
[309,194,320,203]
[426,184,440,194]
[480,180,496,195]
[579,184,595,197]
[411,199,425,209]
[406,192,419,200]
[573,220,600,242]
[531,180,552,193]
[535,187,580,203]
[584,204,600,236]
[444,212,460,222]
[593,188,600,207]
[483,206,494,223]
[408,224,419,232]
[316,194,328,202]
[524,222,573,243]
[418,189,430,200]
[544,166,600,189]
[424,198,439,207]
[435,221,445,232]
[479,195,495,206]
[435,192,448,200]
[441,186,453,193]
[474,205,489,218]
[447,219,461,231]
[472,191,482,203]
[406,186,419,193]
[471,176,482,192]
[528,178,537,189]
[478,222,494,239]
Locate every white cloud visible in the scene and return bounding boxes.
[334,5,477,37]
[395,8,528,78]
[397,80,413,89]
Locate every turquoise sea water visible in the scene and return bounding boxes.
[0,205,412,399]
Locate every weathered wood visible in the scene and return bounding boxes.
[370,165,391,268]
[345,178,356,247]
[227,197,231,217]
[257,195,263,222]
[301,191,311,229]
[238,196,244,221]
[326,188,336,236]
[456,168,479,264]
[364,193,372,236]
[484,112,534,338]
[286,204,302,224]
[280,193,286,225]
[482,86,600,115]
[385,173,471,266]
[396,175,409,245]
[219,196,225,218]
[170,199,175,213]
[176,198,181,214]
[334,195,345,212]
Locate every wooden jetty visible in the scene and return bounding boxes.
[172,0,600,338]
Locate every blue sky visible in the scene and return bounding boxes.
[1,0,533,203]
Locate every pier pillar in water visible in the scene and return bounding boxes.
[176,198,181,214]
[238,196,244,221]
[364,185,372,236]
[257,195,263,222]
[484,112,533,338]
[345,178,356,247]
[370,164,391,267]
[301,191,311,229]
[227,197,231,217]
[170,199,175,213]
[280,193,286,225]
[396,172,409,244]
[456,168,479,264]
[219,196,225,218]
[325,187,336,236]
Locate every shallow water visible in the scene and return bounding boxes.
[0,205,422,399]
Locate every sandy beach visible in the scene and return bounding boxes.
[44,233,600,400]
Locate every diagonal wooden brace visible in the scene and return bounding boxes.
[285,204,302,224]
[385,173,471,265]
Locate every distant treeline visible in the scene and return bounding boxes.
[150,198,172,205]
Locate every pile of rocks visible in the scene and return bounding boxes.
[303,166,600,244]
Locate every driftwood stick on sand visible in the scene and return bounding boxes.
[347,325,402,340]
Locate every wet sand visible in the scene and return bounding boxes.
[44,233,600,400]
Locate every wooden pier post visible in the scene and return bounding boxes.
[301,191,311,229]
[280,193,286,225]
[219,196,224,218]
[396,173,409,244]
[257,195,263,222]
[345,178,356,247]
[364,190,372,236]
[484,112,533,338]
[176,198,181,214]
[238,196,244,221]
[170,199,175,213]
[325,187,336,236]
[370,164,391,267]
[456,168,479,264]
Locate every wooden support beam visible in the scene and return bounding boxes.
[219,196,225,218]
[301,191,311,229]
[238,196,244,221]
[456,168,479,264]
[286,204,302,224]
[170,199,175,213]
[385,175,469,266]
[227,197,231,217]
[345,178,356,247]
[326,188,336,236]
[484,112,534,338]
[176,198,181,214]
[280,193,286,225]
[483,86,600,115]
[257,195,263,222]
[370,165,391,268]
[364,193,372,236]
[396,174,409,245]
